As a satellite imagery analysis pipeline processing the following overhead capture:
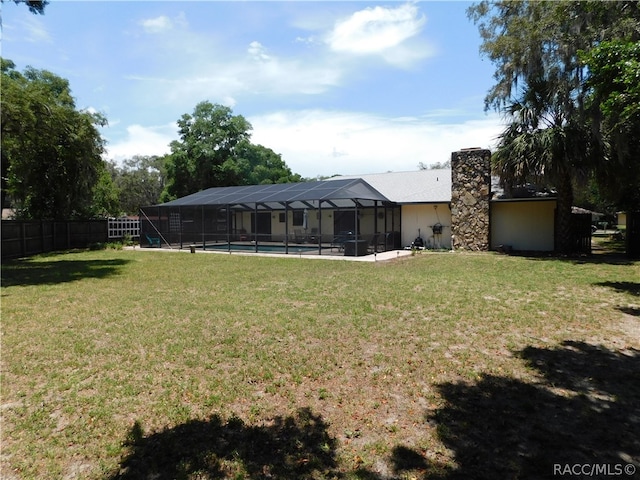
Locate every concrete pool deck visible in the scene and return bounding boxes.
[126,245,415,262]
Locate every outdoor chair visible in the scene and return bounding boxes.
[367,233,381,254]
[294,229,306,243]
[330,231,353,252]
[145,233,161,247]
[308,228,319,244]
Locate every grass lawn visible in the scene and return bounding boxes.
[1,249,638,479]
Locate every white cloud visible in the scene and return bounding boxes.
[101,109,503,181]
[327,3,426,55]
[127,39,342,108]
[139,12,187,34]
[101,109,503,179]
[104,123,177,163]
[250,110,503,178]
[140,15,172,34]
[248,41,271,61]
[127,4,433,108]
[16,15,52,43]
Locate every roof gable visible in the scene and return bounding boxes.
[332,169,452,204]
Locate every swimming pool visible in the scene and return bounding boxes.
[203,243,324,254]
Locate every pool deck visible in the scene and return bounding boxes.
[126,245,414,262]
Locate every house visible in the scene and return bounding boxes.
[332,169,452,249]
[141,148,573,254]
[617,211,627,230]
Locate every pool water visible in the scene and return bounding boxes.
[204,243,322,254]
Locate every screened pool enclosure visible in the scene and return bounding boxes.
[140,178,401,256]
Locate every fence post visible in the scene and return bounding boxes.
[21,222,27,257]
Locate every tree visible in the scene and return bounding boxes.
[1,0,48,14]
[164,102,252,199]
[418,160,451,170]
[91,164,121,218]
[583,40,640,212]
[110,156,168,215]
[163,102,303,200]
[468,1,640,252]
[491,78,592,252]
[1,59,107,219]
[233,141,302,185]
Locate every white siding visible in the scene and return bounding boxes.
[401,203,452,249]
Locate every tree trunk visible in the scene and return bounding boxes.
[555,167,574,254]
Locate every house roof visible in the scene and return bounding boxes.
[155,178,391,210]
[331,169,452,204]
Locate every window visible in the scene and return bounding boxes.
[292,210,304,226]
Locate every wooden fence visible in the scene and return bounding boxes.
[570,213,592,254]
[1,220,108,260]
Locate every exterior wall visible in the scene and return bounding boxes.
[357,208,398,238]
[450,148,492,250]
[269,209,334,241]
[490,200,556,251]
[401,203,452,249]
[237,207,396,243]
[617,212,627,229]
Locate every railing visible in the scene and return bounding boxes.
[108,217,140,239]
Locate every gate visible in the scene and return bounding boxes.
[571,213,592,254]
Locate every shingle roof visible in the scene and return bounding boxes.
[331,169,452,204]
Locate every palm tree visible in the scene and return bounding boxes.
[493,79,591,253]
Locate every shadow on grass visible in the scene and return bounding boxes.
[109,408,344,479]
[0,254,131,287]
[619,306,640,317]
[107,343,639,480]
[515,251,637,266]
[596,281,640,317]
[419,341,640,479]
[596,281,640,297]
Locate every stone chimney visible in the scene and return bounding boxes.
[450,148,491,251]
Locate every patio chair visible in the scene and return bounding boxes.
[330,231,352,252]
[145,233,161,247]
[294,229,306,243]
[367,233,381,253]
[308,228,319,244]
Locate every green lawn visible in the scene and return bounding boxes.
[1,249,638,479]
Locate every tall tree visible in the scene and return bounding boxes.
[468,1,640,252]
[111,155,168,214]
[491,78,592,252]
[91,164,121,218]
[164,102,252,199]
[583,40,640,212]
[233,141,303,185]
[1,59,107,219]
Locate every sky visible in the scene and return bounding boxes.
[2,1,505,178]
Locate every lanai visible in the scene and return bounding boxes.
[139,178,400,255]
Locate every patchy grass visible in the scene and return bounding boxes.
[1,249,638,479]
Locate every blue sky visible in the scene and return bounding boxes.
[3,1,504,178]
